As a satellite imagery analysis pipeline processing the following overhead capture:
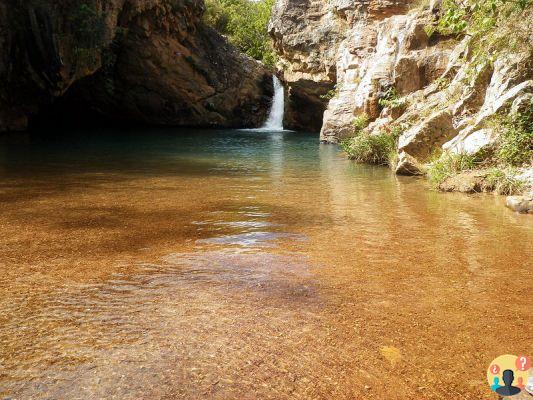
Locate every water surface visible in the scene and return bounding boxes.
[0,128,531,399]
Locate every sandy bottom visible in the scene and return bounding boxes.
[0,129,531,399]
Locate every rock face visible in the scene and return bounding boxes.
[270,0,531,186]
[269,0,413,132]
[0,0,272,132]
[268,0,348,131]
[320,8,455,143]
[398,110,457,161]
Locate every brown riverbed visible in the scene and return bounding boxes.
[0,129,531,399]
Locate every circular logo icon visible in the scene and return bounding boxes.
[487,354,530,397]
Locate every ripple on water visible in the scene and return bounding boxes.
[0,251,321,399]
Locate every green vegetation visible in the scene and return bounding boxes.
[320,83,343,101]
[495,109,533,166]
[341,124,402,167]
[427,153,526,194]
[422,1,532,192]
[320,89,336,101]
[426,107,531,191]
[429,0,532,71]
[378,87,405,110]
[433,76,451,91]
[426,152,480,187]
[351,114,369,135]
[486,167,525,195]
[433,0,467,36]
[203,0,276,66]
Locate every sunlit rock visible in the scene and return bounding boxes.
[506,196,533,214]
[398,110,457,161]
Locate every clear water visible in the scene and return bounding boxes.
[0,128,531,399]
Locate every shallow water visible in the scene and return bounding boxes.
[0,128,531,399]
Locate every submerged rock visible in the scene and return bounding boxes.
[0,0,272,132]
[506,196,533,214]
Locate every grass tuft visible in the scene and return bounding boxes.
[495,108,533,166]
[351,114,370,135]
[426,152,480,187]
[486,167,526,195]
[341,125,403,167]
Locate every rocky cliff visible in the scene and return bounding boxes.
[270,0,532,210]
[0,0,273,132]
[268,0,345,131]
[268,0,411,131]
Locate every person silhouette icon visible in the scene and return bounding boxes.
[496,369,522,396]
[491,377,501,391]
[517,377,525,390]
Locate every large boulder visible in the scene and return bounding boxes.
[398,109,457,161]
[506,196,533,213]
[395,151,424,175]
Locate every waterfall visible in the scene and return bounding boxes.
[261,75,284,130]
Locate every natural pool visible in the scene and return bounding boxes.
[0,128,531,399]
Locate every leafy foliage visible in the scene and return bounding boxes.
[378,87,405,110]
[435,0,467,35]
[203,0,276,66]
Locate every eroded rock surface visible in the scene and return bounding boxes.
[0,0,272,132]
[268,0,347,131]
[269,0,413,132]
[320,8,454,143]
[271,0,531,195]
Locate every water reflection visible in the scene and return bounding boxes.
[0,128,531,399]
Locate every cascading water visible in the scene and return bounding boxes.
[261,75,284,130]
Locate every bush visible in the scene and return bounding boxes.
[378,87,405,110]
[435,0,467,35]
[496,109,533,166]
[486,167,525,195]
[203,0,276,66]
[426,152,479,187]
[431,0,532,70]
[351,114,369,135]
[341,127,399,166]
